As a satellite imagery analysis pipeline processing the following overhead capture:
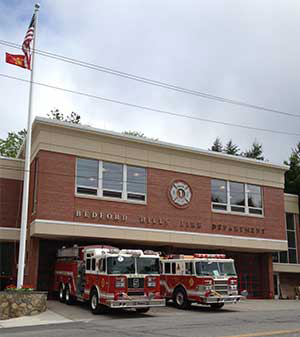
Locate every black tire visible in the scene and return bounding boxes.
[173,288,190,309]
[210,303,224,310]
[165,298,172,305]
[136,307,150,314]
[90,289,106,314]
[65,285,74,305]
[58,284,65,303]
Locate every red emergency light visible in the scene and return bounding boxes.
[193,254,226,259]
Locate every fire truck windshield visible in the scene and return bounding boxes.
[107,257,135,274]
[195,261,236,277]
[137,258,160,274]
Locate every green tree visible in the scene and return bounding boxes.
[284,142,300,195]
[47,109,81,124]
[243,140,264,161]
[224,139,240,156]
[210,137,223,152]
[0,110,82,158]
[0,129,27,158]
[123,130,158,141]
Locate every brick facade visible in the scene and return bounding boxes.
[33,150,286,242]
[0,178,22,228]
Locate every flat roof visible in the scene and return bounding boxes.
[29,116,287,171]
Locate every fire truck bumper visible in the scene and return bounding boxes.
[107,297,165,309]
[204,295,243,304]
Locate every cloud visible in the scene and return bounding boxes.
[0,0,299,164]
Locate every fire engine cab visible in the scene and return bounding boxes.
[160,254,242,309]
[54,245,165,314]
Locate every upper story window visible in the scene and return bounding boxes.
[211,179,263,216]
[273,213,298,264]
[76,158,147,202]
[77,158,98,195]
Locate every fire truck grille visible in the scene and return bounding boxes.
[128,291,144,296]
[214,280,228,295]
[128,277,144,289]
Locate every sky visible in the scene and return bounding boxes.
[0,0,300,164]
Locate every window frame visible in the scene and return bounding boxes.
[75,158,147,204]
[211,179,264,217]
[273,213,298,264]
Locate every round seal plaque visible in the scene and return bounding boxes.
[169,180,192,208]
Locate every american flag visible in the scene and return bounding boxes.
[21,13,36,69]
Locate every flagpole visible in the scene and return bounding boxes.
[17,3,40,288]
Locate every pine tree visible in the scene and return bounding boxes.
[243,140,264,161]
[284,142,300,195]
[224,139,240,156]
[210,137,223,152]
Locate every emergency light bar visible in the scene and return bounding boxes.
[163,254,226,259]
[193,254,226,259]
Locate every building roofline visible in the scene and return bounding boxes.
[32,116,288,171]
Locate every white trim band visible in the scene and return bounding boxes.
[30,219,288,252]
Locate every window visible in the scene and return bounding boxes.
[247,184,262,214]
[76,158,147,202]
[103,162,123,198]
[185,262,193,275]
[172,262,176,274]
[211,179,227,210]
[164,262,171,274]
[98,258,106,272]
[127,166,147,201]
[91,258,96,271]
[286,213,297,263]
[211,179,263,215]
[273,213,298,264]
[86,258,91,271]
[76,158,98,195]
[230,182,245,213]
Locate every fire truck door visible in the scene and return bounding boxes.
[77,261,86,296]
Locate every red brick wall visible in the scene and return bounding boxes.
[0,177,22,228]
[34,150,286,241]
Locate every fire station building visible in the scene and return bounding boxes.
[1,117,299,298]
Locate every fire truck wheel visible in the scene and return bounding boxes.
[65,285,74,305]
[210,303,224,310]
[173,288,190,309]
[58,284,65,303]
[90,289,106,314]
[136,308,150,314]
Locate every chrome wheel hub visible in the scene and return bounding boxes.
[91,295,97,309]
[176,292,184,306]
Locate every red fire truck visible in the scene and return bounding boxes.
[54,245,165,314]
[160,254,242,309]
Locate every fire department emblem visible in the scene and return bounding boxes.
[189,278,194,287]
[169,180,192,208]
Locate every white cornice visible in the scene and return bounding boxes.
[32,117,288,171]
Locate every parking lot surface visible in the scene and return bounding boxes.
[2,299,300,337]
